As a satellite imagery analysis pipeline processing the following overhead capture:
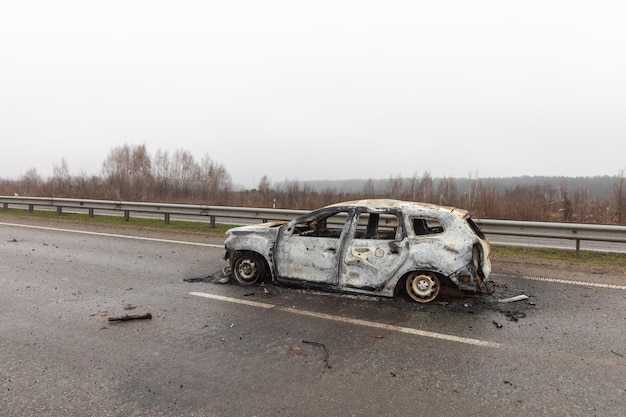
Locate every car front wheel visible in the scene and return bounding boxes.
[232,252,265,286]
[405,272,440,303]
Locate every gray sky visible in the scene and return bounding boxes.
[1,0,625,188]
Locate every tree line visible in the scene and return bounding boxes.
[1,144,625,225]
[3,144,232,204]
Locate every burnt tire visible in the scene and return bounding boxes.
[232,252,265,286]
[405,272,440,303]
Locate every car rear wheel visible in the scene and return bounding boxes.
[405,272,440,303]
[232,252,265,286]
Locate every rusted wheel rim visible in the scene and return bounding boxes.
[233,254,264,286]
[406,273,440,303]
[236,259,257,280]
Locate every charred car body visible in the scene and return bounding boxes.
[224,199,492,303]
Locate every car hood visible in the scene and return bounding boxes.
[225,221,286,236]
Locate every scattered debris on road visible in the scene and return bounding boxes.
[503,311,527,321]
[303,340,331,369]
[90,309,108,317]
[108,313,152,322]
[498,294,529,303]
[288,346,309,357]
[184,266,232,284]
[183,276,210,283]
[493,321,503,328]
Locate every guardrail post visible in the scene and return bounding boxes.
[2,203,7,210]
[164,213,170,224]
[57,206,63,216]
[28,204,34,213]
[124,210,130,221]
[575,239,581,259]
[210,216,216,228]
[88,208,94,218]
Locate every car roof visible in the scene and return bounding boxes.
[324,199,469,217]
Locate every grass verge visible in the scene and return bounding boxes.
[491,244,626,269]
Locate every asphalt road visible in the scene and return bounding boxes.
[1,220,625,416]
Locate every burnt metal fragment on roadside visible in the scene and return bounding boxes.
[303,340,331,369]
[108,313,152,322]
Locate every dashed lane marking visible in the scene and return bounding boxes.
[189,291,501,349]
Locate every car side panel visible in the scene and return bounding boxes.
[274,235,340,284]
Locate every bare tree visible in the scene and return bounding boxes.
[153,149,171,200]
[19,168,42,195]
[616,170,624,224]
[437,176,457,206]
[362,179,375,197]
[197,153,231,203]
[418,171,433,202]
[72,171,102,199]
[560,184,573,222]
[170,149,199,199]
[257,175,272,206]
[572,188,589,223]
[407,173,418,201]
[475,181,498,219]
[387,175,404,198]
[281,179,303,208]
[102,144,153,200]
[52,158,71,196]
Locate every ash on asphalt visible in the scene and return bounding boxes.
[183,266,231,284]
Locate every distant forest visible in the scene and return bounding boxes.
[1,144,625,225]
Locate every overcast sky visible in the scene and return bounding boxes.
[1,0,625,188]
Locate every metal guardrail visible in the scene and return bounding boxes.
[0,196,305,227]
[473,219,626,256]
[2,196,626,256]
[473,219,626,243]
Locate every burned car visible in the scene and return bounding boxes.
[224,199,492,303]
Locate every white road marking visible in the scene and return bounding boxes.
[189,291,501,349]
[516,275,626,290]
[0,221,223,248]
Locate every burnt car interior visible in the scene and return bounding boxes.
[354,212,399,240]
[292,210,401,240]
[293,212,349,238]
[412,218,445,236]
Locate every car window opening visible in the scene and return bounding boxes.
[293,212,349,238]
[412,218,445,236]
[355,212,399,240]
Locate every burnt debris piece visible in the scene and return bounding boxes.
[184,266,232,284]
[303,340,331,369]
[498,294,529,303]
[108,313,152,322]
